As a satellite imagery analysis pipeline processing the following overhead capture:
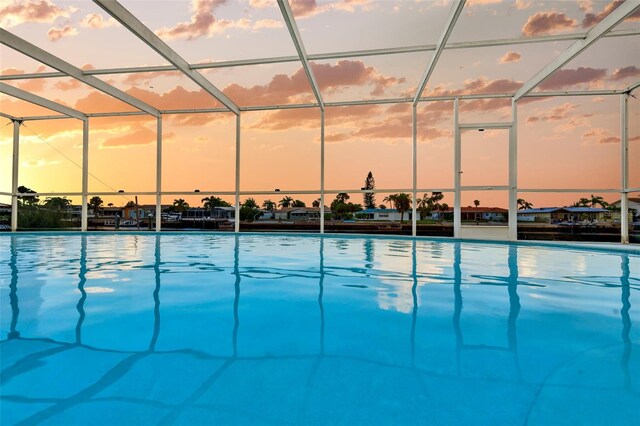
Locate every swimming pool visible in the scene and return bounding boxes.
[1,233,638,425]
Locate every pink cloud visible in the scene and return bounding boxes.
[47,24,77,41]
[522,12,576,36]
[156,0,226,40]
[526,102,578,123]
[610,66,640,81]
[539,67,607,90]
[155,0,283,40]
[80,13,117,29]
[101,127,158,148]
[582,0,640,28]
[499,51,521,64]
[0,0,75,28]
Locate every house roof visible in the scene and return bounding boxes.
[277,207,328,212]
[610,198,640,205]
[359,208,398,213]
[442,207,508,213]
[518,207,608,214]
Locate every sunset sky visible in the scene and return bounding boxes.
[0,0,639,209]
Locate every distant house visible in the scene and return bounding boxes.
[0,203,11,214]
[274,207,328,221]
[183,206,235,220]
[356,208,411,222]
[609,197,640,221]
[518,207,608,223]
[459,207,507,222]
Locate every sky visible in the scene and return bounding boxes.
[0,0,639,209]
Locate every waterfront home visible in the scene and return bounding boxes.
[274,207,328,221]
[518,207,608,223]
[356,208,411,222]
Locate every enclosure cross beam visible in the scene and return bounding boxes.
[0,29,159,117]
[278,0,325,110]
[413,0,466,106]
[0,82,86,121]
[514,0,640,101]
[625,80,640,93]
[93,0,240,116]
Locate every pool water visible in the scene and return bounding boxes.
[1,233,639,425]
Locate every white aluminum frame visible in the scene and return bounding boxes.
[454,101,516,240]
[93,0,239,116]
[2,0,637,244]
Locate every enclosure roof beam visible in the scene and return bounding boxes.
[277,0,324,110]
[2,28,638,82]
[413,0,466,106]
[0,111,17,121]
[93,0,239,115]
[0,82,86,120]
[625,80,640,93]
[514,1,640,101]
[0,28,159,117]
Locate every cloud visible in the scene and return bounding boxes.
[121,71,183,86]
[47,24,77,41]
[582,0,640,28]
[0,0,75,28]
[312,60,406,96]
[100,127,158,148]
[155,0,283,40]
[539,67,607,90]
[526,102,578,123]
[21,159,61,168]
[289,0,371,18]
[499,51,521,63]
[583,127,621,144]
[17,78,46,92]
[522,12,576,36]
[80,13,118,29]
[428,77,523,97]
[610,66,640,81]
[54,79,82,91]
[156,0,225,40]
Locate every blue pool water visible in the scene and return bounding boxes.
[1,233,639,425]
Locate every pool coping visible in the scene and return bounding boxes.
[2,230,639,254]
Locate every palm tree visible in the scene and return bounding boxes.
[589,194,608,208]
[312,198,321,208]
[172,198,190,213]
[391,193,412,223]
[243,198,259,209]
[382,195,394,208]
[572,197,590,207]
[292,200,306,207]
[125,201,136,208]
[278,196,294,208]
[88,196,104,216]
[202,196,231,211]
[262,199,276,211]
[417,193,433,220]
[517,198,533,210]
[473,199,480,208]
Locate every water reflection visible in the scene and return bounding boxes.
[1,235,637,425]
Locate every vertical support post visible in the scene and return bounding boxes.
[320,109,325,234]
[508,99,518,241]
[412,104,417,237]
[621,93,629,244]
[453,98,461,238]
[81,119,89,231]
[10,120,20,232]
[156,116,162,232]
[235,114,241,233]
